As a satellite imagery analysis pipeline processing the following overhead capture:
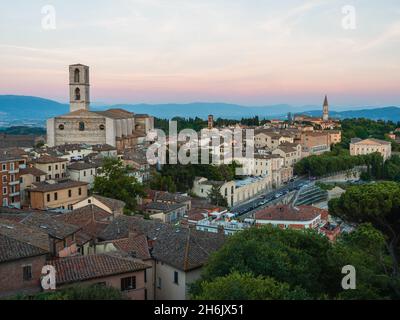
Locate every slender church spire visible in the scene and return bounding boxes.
[322,95,329,121]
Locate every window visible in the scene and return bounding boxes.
[36,177,40,182]
[48,166,51,171]
[2,187,7,195]
[55,165,58,170]
[62,164,65,169]
[79,122,85,131]
[157,277,162,289]
[74,68,80,82]
[2,176,6,183]
[1,164,6,171]
[68,190,72,198]
[58,124,65,130]
[55,174,60,179]
[23,265,32,281]
[173,271,179,285]
[84,171,87,177]
[99,124,105,130]
[54,192,58,201]
[78,188,82,196]
[10,163,14,171]
[47,194,50,202]
[75,87,81,100]
[121,276,136,291]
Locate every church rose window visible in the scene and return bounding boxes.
[79,122,85,131]
[58,124,64,130]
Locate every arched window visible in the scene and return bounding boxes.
[75,88,81,101]
[79,122,85,131]
[74,68,80,82]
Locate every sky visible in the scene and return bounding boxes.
[0,0,399,107]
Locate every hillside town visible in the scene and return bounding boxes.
[1,65,399,300]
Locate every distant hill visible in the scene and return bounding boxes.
[1,95,399,123]
[301,106,400,122]
[0,95,68,120]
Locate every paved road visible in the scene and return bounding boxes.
[231,176,311,219]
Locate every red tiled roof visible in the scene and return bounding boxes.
[255,205,326,222]
[112,232,151,260]
[48,254,150,285]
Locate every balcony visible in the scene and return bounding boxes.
[9,191,20,197]
[8,180,19,186]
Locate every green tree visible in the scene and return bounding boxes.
[197,226,336,298]
[93,157,145,212]
[329,224,395,299]
[329,182,400,290]
[191,272,310,300]
[208,185,228,207]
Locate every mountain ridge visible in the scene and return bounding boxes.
[1,95,399,123]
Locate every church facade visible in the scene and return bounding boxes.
[47,64,154,151]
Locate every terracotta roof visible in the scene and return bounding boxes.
[20,167,47,177]
[92,144,117,152]
[0,234,47,263]
[33,155,68,164]
[350,138,391,146]
[21,212,81,240]
[30,180,88,193]
[48,254,150,285]
[145,202,186,213]
[94,109,134,119]
[255,205,326,222]
[111,233,151,260]
[0,219,50,251]
[99,216,226,271]
[148,191,192,204]
[56,205,111,244]
[92,195,125,212]
[68,162,98,171]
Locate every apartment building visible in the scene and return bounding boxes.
[0,154,26,208]
[31,155,68,180]
[272,143,302,167]
[27,179,89,210]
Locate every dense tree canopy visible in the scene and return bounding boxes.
[191,224,399,300]
[329,182,400,286]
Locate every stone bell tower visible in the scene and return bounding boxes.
[69,64,90,112]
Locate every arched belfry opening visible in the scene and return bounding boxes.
[74,68,80,83]
[75,88,81,101]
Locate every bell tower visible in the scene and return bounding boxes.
[322,95,329,121]
[69,64,90,112]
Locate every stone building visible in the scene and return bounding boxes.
[350,138,392,160]
[47,64,154,151]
